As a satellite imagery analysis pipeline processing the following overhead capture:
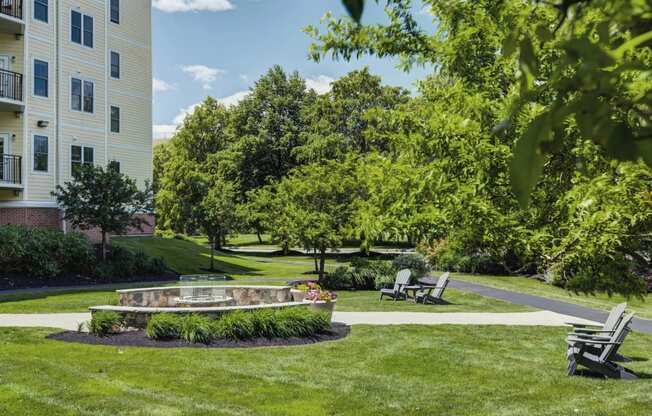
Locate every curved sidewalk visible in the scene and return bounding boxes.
[0,311,598,331]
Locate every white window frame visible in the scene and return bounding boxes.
[110,0,120,25]
[32,58,49,99]
[70,76,95,114]
[109,50,120,79]
[32,134,49,174]
[70,144,95,176]
[110,105,120,133]
[70,9,94,49]
[33,0,49,24]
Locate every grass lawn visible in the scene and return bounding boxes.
[1,325,651,415]
[113,236,348,278]
[335,290,532,313]
[454,274,652,319]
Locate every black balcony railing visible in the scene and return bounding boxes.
[0,68,22,102]
[0,0,22,20]
[0,154,21,185]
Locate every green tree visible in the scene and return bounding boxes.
[295,68,409,163]
[52,162,152,260]
[222,66,316,196]
[199,179,239,271]
[156,97,232,234]
[266,160,364,279]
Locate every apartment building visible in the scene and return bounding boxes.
[0,0,153,231]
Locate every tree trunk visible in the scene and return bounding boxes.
[101,231,108,261]
[257,230,263,244]
[313,248,319,273]
[215,230,223,250]
[318,249,326,281]
[209,234,215,271]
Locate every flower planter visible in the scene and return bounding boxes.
[291,289,309,302]
[305,300,336,319]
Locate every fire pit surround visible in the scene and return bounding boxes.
[90,285,313,328]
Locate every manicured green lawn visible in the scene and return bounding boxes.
[113,236,346,278]
[454,274,652,319]
[1,325,651,415]
[335,290,532,312]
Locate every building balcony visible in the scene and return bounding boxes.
[0,153,22,190]
[0,68,23,111]
[0,0,23,35]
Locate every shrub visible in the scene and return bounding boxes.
[273,307,330,338]
[95,246,168,279]
[212,310,256,340]
[146,313,182,340]
[0,225,95,279]
[88,311,124,337]
[392,253,430,279]
[320,266,353,290]
[180,314,213,344]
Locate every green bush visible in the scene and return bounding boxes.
[180,314,213,344]
[273,307,330,338]
[212,310,256,340]
[0,225,95,279]
[146,313,182,340]
[321,266,353,290]
[88,311,124,337]
[95,246,168,279]
[392,253,430,279]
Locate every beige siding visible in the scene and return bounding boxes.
[0,0,152,206]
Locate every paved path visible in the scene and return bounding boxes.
[450,279,652,334]
[0,311,597,331]
[333,311,597,326]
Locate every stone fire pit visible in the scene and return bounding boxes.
[90,285,310,328]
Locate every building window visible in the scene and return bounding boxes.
[83,15,93,47]
[33,135,48,172]
[111,106,120,133]
[71,10,93,48]
[71,145,94,176]
[110,51,120,79]
[71,78,94,113]
[34,0,48,23]
[110,0,119,24]
[33,59,48,97]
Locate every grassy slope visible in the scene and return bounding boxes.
[1,326,651,415]
[454,274,652,319]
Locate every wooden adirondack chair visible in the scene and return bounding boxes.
[379,269,411,301]
[415,272,450,304]
[567,303,630,362]
[566,313,637,380]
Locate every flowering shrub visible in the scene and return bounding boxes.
[305,287,337,302]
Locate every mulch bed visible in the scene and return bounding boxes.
[0,271,179,292]
[46,323,351,349]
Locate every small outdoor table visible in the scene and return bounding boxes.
[404,285,423,302]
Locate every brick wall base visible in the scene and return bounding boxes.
[0,208,61,229]
[0,208,155,243]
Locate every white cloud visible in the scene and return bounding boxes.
[153,0,234,13]
[182,65,226,90]
[153,124,178,139]
[218,91,250,107]
[153,91,250,139]
[153,78,175,93]
[305,75,334,95]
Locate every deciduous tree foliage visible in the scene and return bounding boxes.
[53,162,153,261]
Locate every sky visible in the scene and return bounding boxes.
[151,0,435,139]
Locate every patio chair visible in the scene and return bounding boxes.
[379,269,412,301]
[415,272,450,304]
[566,313,637,380]
[567,303,630,362]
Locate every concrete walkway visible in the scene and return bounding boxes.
[0,311,598,331]
[450,279,652,334]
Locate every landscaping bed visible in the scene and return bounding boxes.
[46,322,350,348]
